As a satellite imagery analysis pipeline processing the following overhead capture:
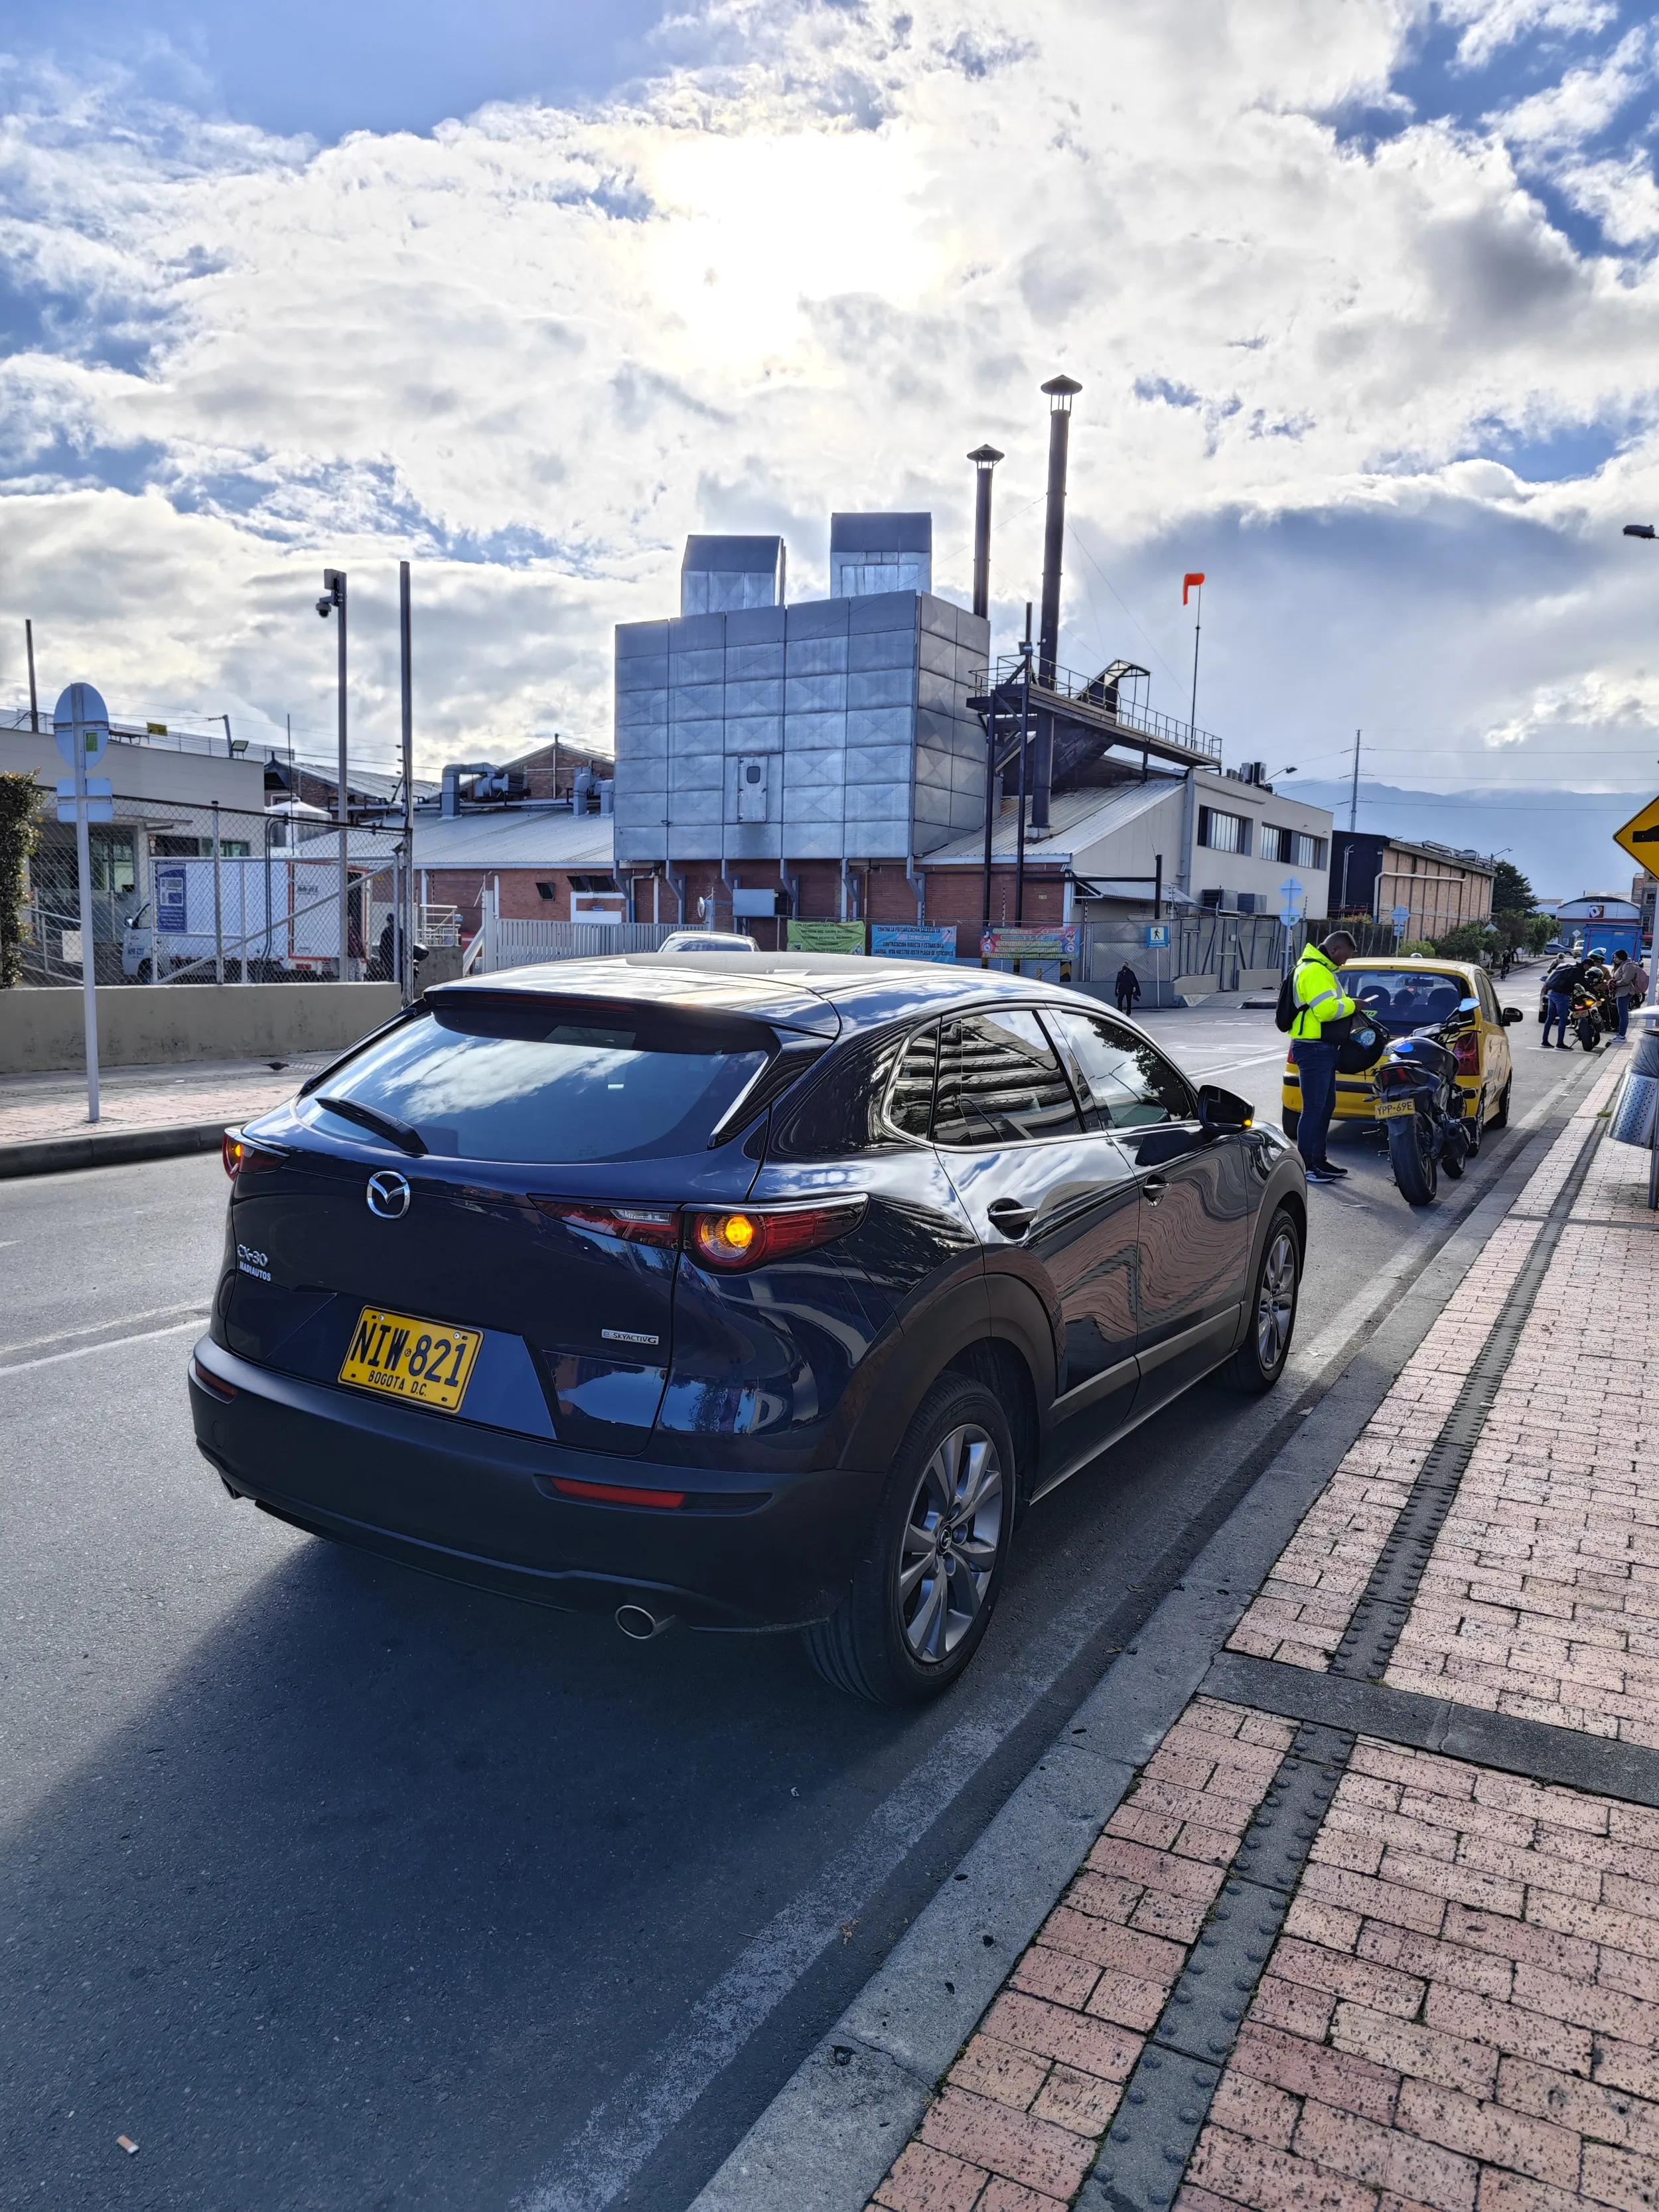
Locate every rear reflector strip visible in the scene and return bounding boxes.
[551,1476,686,1510]
[190,1358,238,1403]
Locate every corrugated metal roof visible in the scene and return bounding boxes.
[921,779,1180,867]
[294,810,616,869]
[411,809,615,869]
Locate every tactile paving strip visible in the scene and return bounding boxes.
[1078,1724,1354,2212]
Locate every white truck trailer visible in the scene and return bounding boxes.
[121,853,378,980]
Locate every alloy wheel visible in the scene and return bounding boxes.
[897,1423,1004,1664]
[1256,1227,1297,1371]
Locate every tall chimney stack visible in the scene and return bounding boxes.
[1032,376,1080,833]
[968,444,1003,621]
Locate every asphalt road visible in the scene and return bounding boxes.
[0,975,1593,2212]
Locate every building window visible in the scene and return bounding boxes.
[1260,824,1290,863]
[1291,832,1326,870]
[1198,806,1248,855]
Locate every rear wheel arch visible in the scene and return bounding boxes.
[836,1274,1053,1491]
[946,1337,1040,1509]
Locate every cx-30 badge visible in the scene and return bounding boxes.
[366,1169,411,1219]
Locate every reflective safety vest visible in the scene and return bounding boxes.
[1290,947,1356,1041]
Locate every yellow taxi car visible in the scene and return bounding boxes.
[1282,956,1522,1147]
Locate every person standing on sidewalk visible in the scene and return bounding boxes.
[1611,948,1647,1039]
[1114,962,1141,1017]
[1542,951,1582,1049]
[1289,929,1358,1183]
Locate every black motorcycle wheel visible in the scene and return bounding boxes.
[1578,1017,1600,1051]
[1388,1110,1438,1205]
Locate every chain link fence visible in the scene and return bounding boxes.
[19,788,409,987]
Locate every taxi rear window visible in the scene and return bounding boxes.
[1342,969,1466,1027]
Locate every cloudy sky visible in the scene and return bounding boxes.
[3,0,1658,867]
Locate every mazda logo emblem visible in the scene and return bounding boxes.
[366,1170,411,1220]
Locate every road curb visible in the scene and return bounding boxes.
[0,1117,233,1180]
[685,1080,1597,2212]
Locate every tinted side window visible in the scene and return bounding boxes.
[932,1012,1084,1147]
[1475,972,1500,1021]
[770,1031,906,1159]
[885,1023,940,1138]
[1047,1009,1197,1128]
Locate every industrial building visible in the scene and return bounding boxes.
[1328,830,1495,939]
[612,514,989,929]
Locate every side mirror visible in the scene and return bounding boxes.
[1502,1007,1523,1025]
[1198,1082,1255,1132]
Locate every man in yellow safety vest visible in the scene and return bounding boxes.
[1289,930,1357,1183]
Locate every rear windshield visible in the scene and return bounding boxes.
[1341,968,1469,1028]
[301,999,772,1162]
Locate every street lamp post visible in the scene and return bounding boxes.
[316,569,349,980]
[1621,524,1658,1203]
[399,559,415,1005]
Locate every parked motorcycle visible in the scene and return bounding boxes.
[1571,983,1605,1051]
[1370,997,1479,1205]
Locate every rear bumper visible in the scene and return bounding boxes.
[1282,1072,1484,1122]
[188,1338,882,1631]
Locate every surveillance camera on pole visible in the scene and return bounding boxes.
[316,569,350,978]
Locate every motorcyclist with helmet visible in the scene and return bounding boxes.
[1542,949,1584,1049]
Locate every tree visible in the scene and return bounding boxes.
[1433,920,1498,965]
[1490,860,1536,915]
[0,773,41,988]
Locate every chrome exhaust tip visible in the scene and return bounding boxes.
[615,1604,676,1642]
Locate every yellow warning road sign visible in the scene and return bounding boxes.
[1613,794,1659,875]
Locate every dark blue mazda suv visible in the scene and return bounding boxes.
[190,953,1307,1702]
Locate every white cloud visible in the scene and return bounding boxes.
[3,0,1659,799]
[1438,0,1617,72]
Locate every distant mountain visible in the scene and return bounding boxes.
[1286,780,1646,908]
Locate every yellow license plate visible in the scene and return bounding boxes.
[338,1307,483,1411]
[1374,1098,1417,1120]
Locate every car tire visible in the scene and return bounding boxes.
[1280,1107,1300,1142]
[1217,1208,1301,1394]
[1463,1092,1482,1157]
[804,1375,1015,1705]
[1489,1078,1511,1130]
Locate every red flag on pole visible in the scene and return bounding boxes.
[1183,572,1205,605]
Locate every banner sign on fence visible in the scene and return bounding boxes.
[156,863,188,932]
[870,924,958,963]
[786,921,867,953]
[981,924,1080,962]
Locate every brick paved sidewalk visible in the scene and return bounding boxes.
[861,1060,1659,2212]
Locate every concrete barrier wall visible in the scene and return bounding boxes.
[0,984,405,1074]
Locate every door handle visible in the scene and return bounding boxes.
[986,1197,1035,1237]
[1142,1175,1169,1203]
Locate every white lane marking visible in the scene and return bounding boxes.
[0,1317,205,1376]
[0,1301,210,1360]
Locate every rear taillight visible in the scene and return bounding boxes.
[685,1199,866,1272]
[532,1199,681,1249]
[551,1476,685,1509]
[222,1131,283,1178]
[1454,1033,1480,1078]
